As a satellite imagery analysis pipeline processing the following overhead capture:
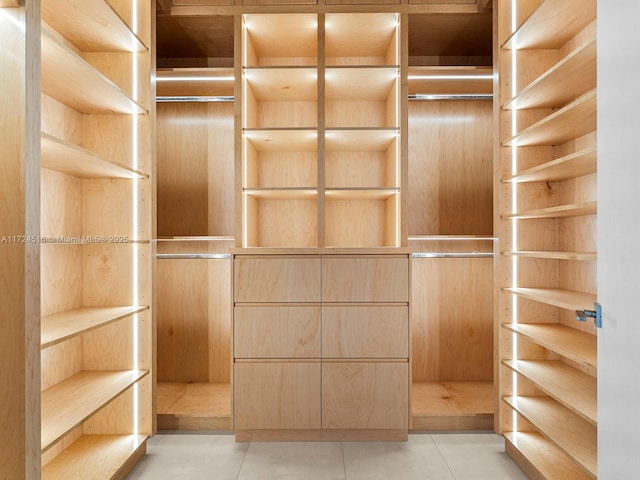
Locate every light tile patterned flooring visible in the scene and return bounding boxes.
[127,433,528,480]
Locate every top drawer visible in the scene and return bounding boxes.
[234,257,321,303]
[322,256,409,302]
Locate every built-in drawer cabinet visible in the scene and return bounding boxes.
[234,306,321,358]
[234,362,321,430]
[322,305,408,358]
[322,256,409,302]
[234,256,321,303]
[322,362,408,429]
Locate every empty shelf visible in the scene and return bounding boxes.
[157,382,232,430]
[505,201,597,220]
[503,360,596,425]
[326,66,398,101]
[245,67,317,101]
[504,396,596,477]
[41,306,148,349]
[504,146,597,183]
[503,250,596,261]
[504,287,596,311]
[325,128,398,151]
[325,188,398,200]
[244,129,317,151]
[504,323,596,369]
[42,370,148,452]
[244,188,317,200]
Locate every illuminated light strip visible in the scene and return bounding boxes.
[242,16,249,247]
[156,76,234,82]
[408,75,494,80]
[409,94,493,101]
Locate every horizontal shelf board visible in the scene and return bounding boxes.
[41,434,147,480]
[42,0,146,52]
[245,67,317,101]
[408,66,493,95]
[504,431,592,480]
[244,188,317,200]
[503,0,596,50]
[503,359,596,425]
[504,146,597,183]
[157,382,231,417]
[41,133,146,179]
[504,287,596,311]
[0,0,20,6]
[325,188,398,200]
[41,30,146,115]
[504,90,596,147]
[157,68,234,97]
[325,128,398,151]
[504,323,596,369]
[504,396,596,477]
[244,129,317,152]
[504,39,596,110]
[41,306,148,349]
[503,250,596,261]
[325,13,398,61]
[326,67,398,100]
[505,201,597,219]
[42,370,148,452]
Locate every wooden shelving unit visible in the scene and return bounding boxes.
[38,0,153,476]
[157,383,232,430]
[497,0,597,476]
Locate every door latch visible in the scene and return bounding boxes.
[576,303,602,328]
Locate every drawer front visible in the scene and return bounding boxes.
[234,362,321,429]
[322,362,408,429]
[234,306,321,358]
[322,306,408,358]
[234,257,321,303]
[322,256,409,302]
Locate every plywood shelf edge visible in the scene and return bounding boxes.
[503,146,597,183]
[504,286,596,311]
[41,370,149,453]
[503,250,596,261]
[504,201,597,220]
[41,305,149,349]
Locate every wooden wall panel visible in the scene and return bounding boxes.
[408,100,493,235]
[157,102,234,237]
[412,257,493,382]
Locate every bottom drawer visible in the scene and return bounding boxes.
[322,362,408,429]
[234,362,321,430]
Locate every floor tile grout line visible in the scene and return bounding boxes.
[341,442,347,480]
[431,434,458,480]
[235,440,250,480]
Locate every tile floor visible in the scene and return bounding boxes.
[127,432,528,480]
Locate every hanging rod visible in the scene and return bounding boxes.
[409,94,493,101]
[412,252,494,258]
[156,96,234,103]
[156,253,231,259]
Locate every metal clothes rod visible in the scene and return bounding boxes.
[156,253,232,259]
[409,94,493,101]
[156,96,234,103]
[412,252,494,258]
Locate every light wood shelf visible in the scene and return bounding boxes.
[504,89,596,147]
[505,287,596,311]
[503,251,596,261]
[41,434,147,480]
[503,146,597,183]
[244,188,317,200]
[408,66,493,95]
[504,39,596,110]
[504,432,592,480]
[41,30,146,115]
[325,129,398,151]
[157,68,234,97]
[325,188,398,200]
[504,396,596,478]
[157,382,232,430]
[505,201,597,220]
[326,67,398,101]
[503,360,596,425]
[245,67,317,101]
[411,382,493,431]
[41,133,146,179]
[0,0,19,6]
[325,13,398,64]
[245,129,317,151]
[42,370,148,452]
[503,0,596,50]
[41,306,148,350]
[504,323,596,369]
[41,0,146,52]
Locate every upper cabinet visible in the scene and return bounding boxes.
[238,12,406,249]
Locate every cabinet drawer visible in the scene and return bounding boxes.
[322,257,409,302]
[234,257,321,303]
[322,306,408,358]
[234,306,321,358]
[234,362,321,429]
[322,362,408,429]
